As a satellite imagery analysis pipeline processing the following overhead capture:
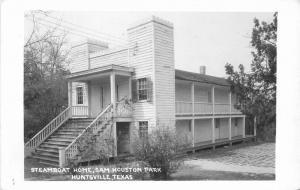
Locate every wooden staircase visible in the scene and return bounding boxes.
[30,118,93,166]
[25,104,114,167]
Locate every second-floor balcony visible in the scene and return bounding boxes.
[175,79,242,116]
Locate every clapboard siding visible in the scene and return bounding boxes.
[69,44,89,73]
[90,49,129,68]
[153,21,175,127]
[128,21,156,131]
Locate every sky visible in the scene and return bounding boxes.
[25,12,274,77]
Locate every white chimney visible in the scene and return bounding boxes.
[200,66,206,75]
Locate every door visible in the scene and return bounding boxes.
[117,122,130,155]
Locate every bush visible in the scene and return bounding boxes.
[132,126,184,180]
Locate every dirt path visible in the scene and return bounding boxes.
[172,142,275,180]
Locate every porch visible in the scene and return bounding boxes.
[175,79,242,116]
[67,64,134,119]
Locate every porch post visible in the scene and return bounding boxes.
[191,119,195,148]
[212,86,215,114]
[242,116,246,138]
[128,76,132,99]
[254,116,257,137]
[113,122,117,156]
[212,118,215,144]
[58,147,65,168]
[68,81,72,107]
[87,81,91,117]
[110,72,117,156]
[110,72,116,112]
[211,86,215,144]
[229,91,232,141]
[191,82,195,115]
[229,91,232,114]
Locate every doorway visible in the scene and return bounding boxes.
[116,122,131,155]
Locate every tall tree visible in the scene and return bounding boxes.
[225,13,277,141]
[24,11,70,142]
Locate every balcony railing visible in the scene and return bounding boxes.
[71,106,89,117]
[214,103,230,114]
[194,102,213,114]
[175,101,193,115]
[175,101,242,115]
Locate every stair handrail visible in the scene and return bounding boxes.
[63,104,113,163]
[25,106,72,156]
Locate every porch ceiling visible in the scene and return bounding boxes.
[66,64,134,82]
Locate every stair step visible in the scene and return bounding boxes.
[51,135,77,139]
[40,144,64,149]
[31,155,59,163]
[39,161,59,167]
[36,148,59,153]
[33,151,59,158]
[43,141,69,146]
[59,129,83,133]
[55,132,79,135]
[48,138,74,142]
[62,126,87,129]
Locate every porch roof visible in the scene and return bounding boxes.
[175,69,231,86]
[66,64,134,81]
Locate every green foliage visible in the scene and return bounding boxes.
[24,12,70,142]
[67,123,115,167]
[132,127,183,180]
[225,13,277,141]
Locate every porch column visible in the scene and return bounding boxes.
[242,116,246,138]
[68,81,72,107]
[113,122,117,156]
[87,81,91,117]
[229,91,232,114]
[212,118,215,143]
[211,86,215,143]
[110,72,116,112]
[128,76,132,99]
[110,72,117,156]
[229,91,232,141]
[191,82,195,115]
[191,119,195,148]
[254,116,257,137]
[212,86,215,114]
[229,118,232,142]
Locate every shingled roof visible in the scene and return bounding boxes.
[175,69,231,86]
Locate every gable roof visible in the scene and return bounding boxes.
[175,69,231,86]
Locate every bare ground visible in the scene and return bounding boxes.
[25,141,275,181]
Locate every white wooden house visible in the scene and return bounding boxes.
[25,16,255,167]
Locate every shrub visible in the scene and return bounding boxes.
[132,126,185,180]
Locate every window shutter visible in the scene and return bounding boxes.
[146,77,153,102]
[132,79,138,103]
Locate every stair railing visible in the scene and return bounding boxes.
[25,106,72,157]
[61,104,113,167]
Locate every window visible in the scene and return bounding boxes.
[138,78,148,101]
[76,86,83,105]
[139,121,148,138]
